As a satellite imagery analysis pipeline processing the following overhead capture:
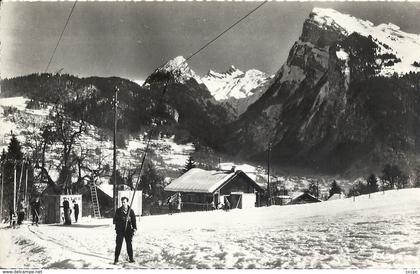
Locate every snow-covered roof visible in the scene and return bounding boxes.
[164,168,262,194]
[275,195,291,199]
[290,192,321,202]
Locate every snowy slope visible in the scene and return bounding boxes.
[311,7,420,76]
[132,79,144,86]
[0,97,50,152]
[1,188,419,268]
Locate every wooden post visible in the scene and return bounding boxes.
[25,163,28,220]
[13,163,17,213]
[0,162,3,221]
[267,145,270,206]
[113,87,119,215]
[353,186,355,202]
[17,160,24,204]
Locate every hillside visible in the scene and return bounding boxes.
[0,73,227,149]
[0,97,196,190]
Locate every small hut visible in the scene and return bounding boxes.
[289,192,321,205]
[272,195,292,205]
[164,168,264,212]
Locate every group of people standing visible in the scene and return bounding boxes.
[167,193,181,214]
[8,196,41,228]
[61,198,79,225]
[8,196,81,227]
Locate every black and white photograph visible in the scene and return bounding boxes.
[0,0,420,270]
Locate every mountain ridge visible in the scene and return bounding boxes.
[225,7,420,175]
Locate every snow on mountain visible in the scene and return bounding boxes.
[148,56,203,84]
[202,66,273,116]
[132,79,144,86]
[2,188,419,268]
[202,66,271,101]
[145,56,273,117]
[310,7,420,76]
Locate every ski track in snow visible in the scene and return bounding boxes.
[1,189,420,269]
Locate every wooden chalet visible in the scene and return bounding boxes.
[164,168,264,212]
[289,192,322,205]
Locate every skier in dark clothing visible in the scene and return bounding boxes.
[62,198,71,225]
[17,200,26,225]
[113,197,137,264]
[9,205,17,229]
[72,200,79,223]
[167,196,173,215]
[31,197,41,225]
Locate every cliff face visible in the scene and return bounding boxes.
[227,8,420,174]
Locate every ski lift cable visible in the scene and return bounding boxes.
[124,2,269,215]
[44,0,78,73]
[153,0,268,72]
[40,0,267,218]
[185,1,268,63]
[158,1,268,99]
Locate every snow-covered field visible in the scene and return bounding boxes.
[1,189,419,269]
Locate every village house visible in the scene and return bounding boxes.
[164,168,264,212]
[289,192,322,205]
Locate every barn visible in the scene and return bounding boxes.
[164,168,264,212]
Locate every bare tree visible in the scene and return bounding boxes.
[32,105,88,194]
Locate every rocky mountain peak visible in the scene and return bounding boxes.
[145,56,202,85]
[225,65,243,76]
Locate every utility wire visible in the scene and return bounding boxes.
[44,0,78,73]
[153,1,268,71]
[185,1,268,62]
[157,1,268,99]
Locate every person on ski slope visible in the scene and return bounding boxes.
[62,198,71,225]
[31,196,41,225]
[113,196,137,264]
[17,200,26,225]
[72,199,79,223]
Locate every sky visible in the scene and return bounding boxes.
[1,1,420,81]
